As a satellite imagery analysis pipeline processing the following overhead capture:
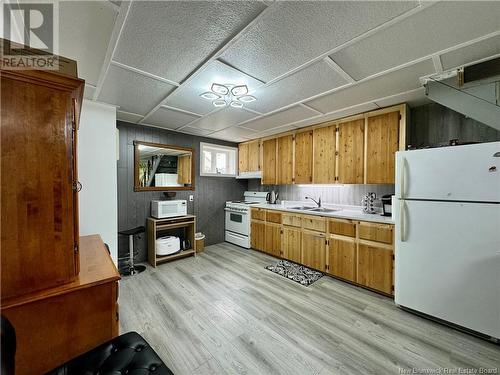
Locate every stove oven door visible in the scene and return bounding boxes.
[225,209,249,236]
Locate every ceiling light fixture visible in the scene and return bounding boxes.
[200,83,256,109]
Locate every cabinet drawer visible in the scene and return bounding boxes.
[329,218,356,237]
[302,216,326,232]
[282,213,302,227]
[358,222,393,244]
[266,211,282,224]
[251,208,266,221]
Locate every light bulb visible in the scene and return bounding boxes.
[211,83,229,95]
[200,92,220,100]
[238,95,256,103]
[213,99,227,107]
[230,101,243,108]
[231,85,248,96]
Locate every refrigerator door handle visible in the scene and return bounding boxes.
[400,200,406,242]
[399,156,406,199]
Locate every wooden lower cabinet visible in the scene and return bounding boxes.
[301,230,326,272]
[282,226,301,263]
[357,242,393,295]
[251,221,266,251]
[328,237,356,282]
[265,223,282,257]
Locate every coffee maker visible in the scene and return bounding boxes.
[381,195,393,217]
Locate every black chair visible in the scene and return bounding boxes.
[1,315,174,375]
[118,226,146,276]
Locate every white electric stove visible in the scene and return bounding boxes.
[225,191,268,248]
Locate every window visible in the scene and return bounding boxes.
[200,142,237,177]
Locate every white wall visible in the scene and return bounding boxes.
[78,100,118,264]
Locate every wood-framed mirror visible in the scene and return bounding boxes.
[134,141,195,191]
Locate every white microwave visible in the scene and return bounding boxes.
[151,200,187,219]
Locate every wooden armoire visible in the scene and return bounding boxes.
[1,39,120,375]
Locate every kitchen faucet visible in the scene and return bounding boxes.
[305,196,321,208]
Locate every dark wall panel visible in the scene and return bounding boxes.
[117,121,247,262]
[409,103,500,148]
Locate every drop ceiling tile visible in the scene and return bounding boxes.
[84,85,95,100]
[306,60,434,114]
[179,127,213,137]
[239,105,317,132]
[117,110,143,124]
[98,64,176,115]
[219,1,418,82]
[189,107,258,132]
[245,61,349,113]
[330,1,500,80]
[164,60,264,115]
[113,1,266,82]
[59,1,118,85]
[374,88,430,108]
[143,107,200,129]
[257,124,299,138]
[441,34,500,70]
[208,126,258,142]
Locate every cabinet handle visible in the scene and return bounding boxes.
[399,156,406,199]
[73,181,82,192]
[400,200,406,242]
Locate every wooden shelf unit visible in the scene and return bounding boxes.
[147,215,196,267]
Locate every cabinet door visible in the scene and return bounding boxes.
[265,223,282,257]
[251,221,266,251]
[282,227,301,263]
[301,230,326,271]
[329,237,356,282]
[177,155,192,184]
[357,243,393,294]
[294,130,313,184]
[366,111,400,184]
[238,143,248,173]
[338,119,364,184]
[277,135,293,184]
[248,140,260,172]
[1,76,77,299]
[313,125,336,184]
[262,139,277,185]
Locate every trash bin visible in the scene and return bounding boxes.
[195,232,205,253]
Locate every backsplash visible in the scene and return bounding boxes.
[247,180,394,207]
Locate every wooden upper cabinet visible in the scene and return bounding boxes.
[366,111,400,184]
[238,143,248,173]
[1,69,84,300]
[313,125,336,184]
[337,119,364,184]
[248,140,260,172]
[294,130,313,184]
[277,135,293,184]
[262,139,277,185]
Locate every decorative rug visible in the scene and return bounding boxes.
[265,260,323,286]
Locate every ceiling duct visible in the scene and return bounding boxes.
[423,57,500,131]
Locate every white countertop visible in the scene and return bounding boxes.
[252,201,395,224]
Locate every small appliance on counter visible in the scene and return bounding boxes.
[381,195,393,217]
[266,190,279,204]
[151,199,187,218]
[155,236,181,256]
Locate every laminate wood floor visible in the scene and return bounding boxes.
[119,242,500,375]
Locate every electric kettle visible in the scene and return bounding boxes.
[266,190,279,204]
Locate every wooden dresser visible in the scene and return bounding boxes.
[1,235,120,375]
[1,40,120,374]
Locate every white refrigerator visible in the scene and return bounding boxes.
[394,142,500,340]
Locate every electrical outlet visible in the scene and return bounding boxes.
[189,195,194,202]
